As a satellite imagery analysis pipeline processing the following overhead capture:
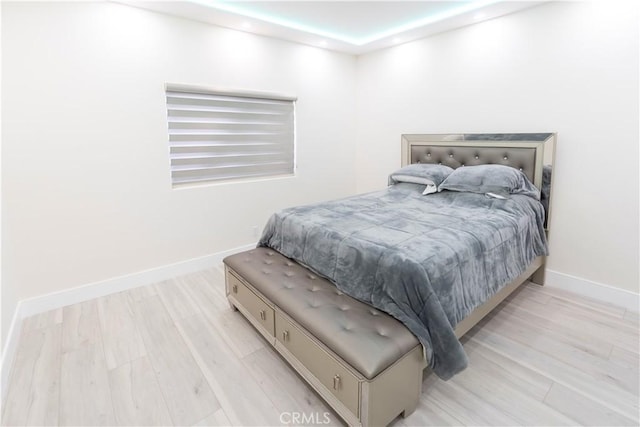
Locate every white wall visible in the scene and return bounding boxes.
[1,2,357,348]
[356,1,639,293]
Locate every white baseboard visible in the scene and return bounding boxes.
[15,243,257,319]
[1,303,23,405]
[545,269,639,313]
[0,242,256,402]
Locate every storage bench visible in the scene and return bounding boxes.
[223,247,424,427]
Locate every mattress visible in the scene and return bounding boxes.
[258,182,548,379]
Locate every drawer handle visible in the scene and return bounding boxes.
[259,310,266,321]
[282,330,289,341]
[232,284,238,294]
[333,374,341,390]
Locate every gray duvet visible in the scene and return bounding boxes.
[258,183,548,379]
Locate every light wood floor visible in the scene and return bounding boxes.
[2,266,638,426]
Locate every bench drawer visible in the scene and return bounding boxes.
[227,272,275,337]
[275,312,360,417]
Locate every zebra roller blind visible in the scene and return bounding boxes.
[165,84,296,186]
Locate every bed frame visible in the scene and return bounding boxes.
[224,133,556,426]
[401,133,556,335]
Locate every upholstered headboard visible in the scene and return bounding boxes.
[401,133,555,191]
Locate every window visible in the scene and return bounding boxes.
[165,84,296,186]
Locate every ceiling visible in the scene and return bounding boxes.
[119,1,545,55]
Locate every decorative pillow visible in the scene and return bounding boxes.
[438,164,540,199]
[388,164,454,195]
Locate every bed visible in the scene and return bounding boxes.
[224,133,556,425]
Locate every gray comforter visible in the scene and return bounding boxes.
[258,183,548,379]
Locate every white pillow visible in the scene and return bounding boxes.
[388,164,454,196]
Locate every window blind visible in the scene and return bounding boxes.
[165,84,296,186]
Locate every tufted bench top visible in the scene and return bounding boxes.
[224,247,420,380]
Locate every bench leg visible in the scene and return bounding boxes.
[401,397,419,418]
[401,368,421,418]
[362,346,423,426]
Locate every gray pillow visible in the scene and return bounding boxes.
[439,164,540,199]
[389,164,454,195]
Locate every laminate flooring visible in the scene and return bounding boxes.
[2,266,638,426]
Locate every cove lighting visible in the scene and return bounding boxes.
[194,0,501,46]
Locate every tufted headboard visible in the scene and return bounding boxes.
[401,133,555,191]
